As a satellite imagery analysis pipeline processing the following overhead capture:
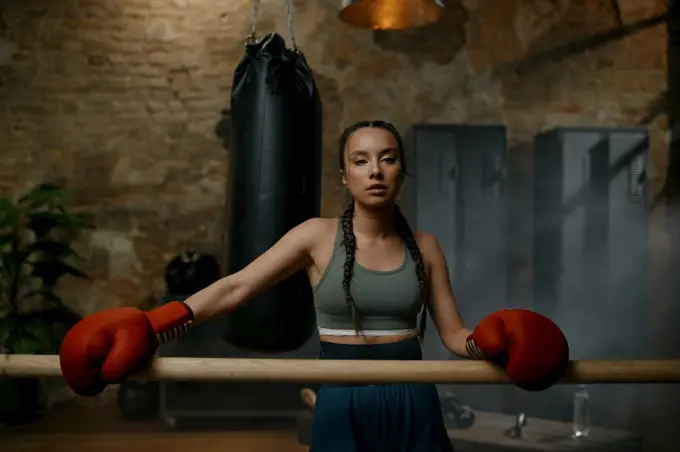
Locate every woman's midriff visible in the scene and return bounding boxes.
[319,331,419,345]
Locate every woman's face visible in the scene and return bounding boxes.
[342,127,404,208]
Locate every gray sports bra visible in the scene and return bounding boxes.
[313,220,424,333]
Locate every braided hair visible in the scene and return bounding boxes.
[338,120,429,338]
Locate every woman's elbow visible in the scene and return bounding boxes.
[442,327,472,357]
[442,337,459,355]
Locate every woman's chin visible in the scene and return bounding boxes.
[356,195,396,209]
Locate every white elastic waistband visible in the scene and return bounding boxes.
[317,327,418,337]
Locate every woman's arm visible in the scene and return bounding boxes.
[417,232,474,358]
[183,218,324,324]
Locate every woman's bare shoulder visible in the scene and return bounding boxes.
[413,230,443,264]
[302,217,339,241]
[414,230,438,249]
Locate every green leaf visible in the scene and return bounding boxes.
[26,210,94,239]
[0,308,81,354]
[25,211,67,237]
[22,290,63,305]
[0,198,21,229]
[30,260,90,284]
[2,248,30,270]
[0,232,15,249]
[32,306,82,329]
[24,317,53,342]
[24,240,80,260]
[18,184,66,209]
[0,315,16,347]
[28,309,81,353]
[8,336,42,354]
[58,208,96,230]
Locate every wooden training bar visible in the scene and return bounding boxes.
[2,354,680,384]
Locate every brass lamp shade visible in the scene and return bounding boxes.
[339,0,445,30]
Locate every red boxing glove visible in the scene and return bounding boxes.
[465,309,569,391]
[59,301,194,397]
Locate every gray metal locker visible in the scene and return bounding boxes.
[403,123,510,415]
[530,126,649,429]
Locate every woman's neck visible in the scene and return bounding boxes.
[351,202,395,240]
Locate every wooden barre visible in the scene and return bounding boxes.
[2,355,680,384]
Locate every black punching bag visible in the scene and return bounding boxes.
[218,32,322,352]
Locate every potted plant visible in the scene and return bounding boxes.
[0,183,95,425]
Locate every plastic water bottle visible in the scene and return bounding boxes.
[572,384,591,438]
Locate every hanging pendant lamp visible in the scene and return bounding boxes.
[339,0,445,31]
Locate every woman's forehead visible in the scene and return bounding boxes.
[347,127,398,152]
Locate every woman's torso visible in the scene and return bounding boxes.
[305,218,424,345]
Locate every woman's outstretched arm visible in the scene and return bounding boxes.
[184,218,324,324]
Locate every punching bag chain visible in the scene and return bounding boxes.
[282,0,297,50]
[247,0,298,50]
[248,0,260,44]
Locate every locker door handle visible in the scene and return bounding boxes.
[437,152,457,196]
[482,153,503,190]
[628,156,646,200]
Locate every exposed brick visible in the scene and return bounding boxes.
[0,0,674,419]
[615,0,667,25]
[465,0,526,73]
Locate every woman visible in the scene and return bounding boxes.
[300,120,470,451]
[59,121,567,452]
[210,119,467,450]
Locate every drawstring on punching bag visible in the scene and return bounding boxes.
[244,0,306,95]
[247,0,298,50]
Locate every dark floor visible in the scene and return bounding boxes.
[0,403,308,452]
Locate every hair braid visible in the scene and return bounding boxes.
[393,205,429,338]
[340,201,363,334]
[338,119,428,337]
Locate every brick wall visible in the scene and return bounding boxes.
[0,0,675,427]
[0,0,668,312]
